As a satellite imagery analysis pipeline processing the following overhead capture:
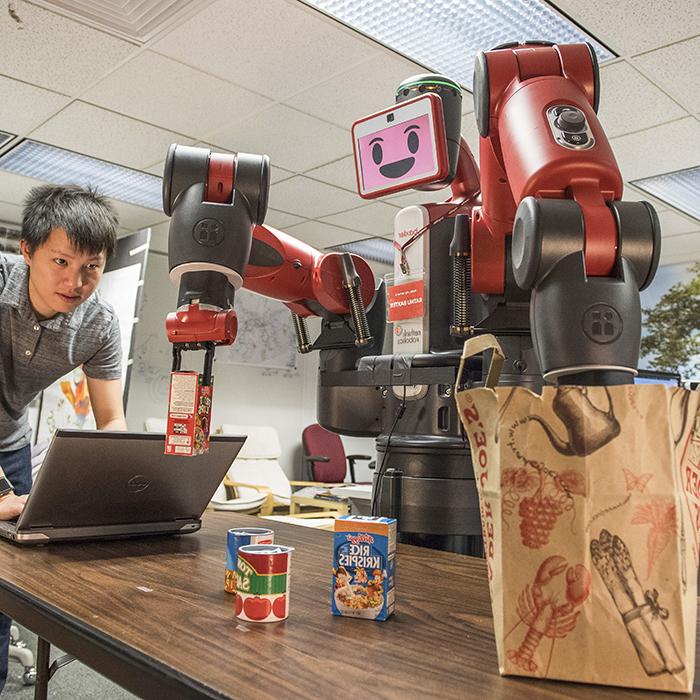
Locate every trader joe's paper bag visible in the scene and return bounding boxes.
[455,334,698,693]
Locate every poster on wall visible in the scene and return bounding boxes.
[35,229,150,443]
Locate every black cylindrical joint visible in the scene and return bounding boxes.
[609,200,661,291]
[512,197,585,290]
[396,73,462,190]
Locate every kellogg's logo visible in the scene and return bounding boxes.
[347,533,374,545]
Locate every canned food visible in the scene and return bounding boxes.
[235,544,294,622]
[225,527,274,593]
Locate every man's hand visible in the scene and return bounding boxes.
[0,494,28,520]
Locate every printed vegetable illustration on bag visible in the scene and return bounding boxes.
[591,529,684,677]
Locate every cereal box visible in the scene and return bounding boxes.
[332,515,396,621]
[165,371,213,456]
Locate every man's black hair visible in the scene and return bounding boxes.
[22,184,118,258]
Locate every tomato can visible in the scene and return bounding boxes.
[235,544,294,622]
[225,527,274,593]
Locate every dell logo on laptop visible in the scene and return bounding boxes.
[128,475,150,493]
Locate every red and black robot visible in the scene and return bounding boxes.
[161,41,660,556]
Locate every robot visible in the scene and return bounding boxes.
[162,42,661,556]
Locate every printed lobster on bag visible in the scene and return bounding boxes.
[507,555,591,673]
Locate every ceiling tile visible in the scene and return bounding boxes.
[264,209,307,230]
[29,102,190,169]
[209,105,351,172]
[609,117,700,181]
[597,61,687,138]
[657,231,700,265]
[634,37,700,113]
[657,210,699,238]
[285,52,428,129]
[305,155,357,192]
[0,76,70,135]
[0,2,136,94]
[285,220,363,249]
[321,202,399,237]
[152,0,379,100]
[551,0,700,55]
[109,199,168,232]
[0,201,23,226]
[81,51,272,138]
[270,177,360,218]
[0,171,46,206]
[144,160,165,176]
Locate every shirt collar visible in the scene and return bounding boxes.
[0,259,84,331]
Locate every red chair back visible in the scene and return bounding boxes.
[302,424,346,482]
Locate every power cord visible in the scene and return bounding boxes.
[370,385,407,516]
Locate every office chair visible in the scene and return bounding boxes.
[301,423,373,483]
[217,424,348,520]
[9,625,36,685]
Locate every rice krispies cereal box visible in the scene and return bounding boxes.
[332,515,396,621]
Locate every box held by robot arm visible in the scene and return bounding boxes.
[165,371,213,456]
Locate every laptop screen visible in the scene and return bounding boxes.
[19,430,245,529]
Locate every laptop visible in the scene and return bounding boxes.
[0,429,246,545]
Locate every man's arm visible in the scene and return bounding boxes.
[86,376,127,430]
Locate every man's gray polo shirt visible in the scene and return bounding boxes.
[0,255,122,452]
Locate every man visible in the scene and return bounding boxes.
[0,184,127,691]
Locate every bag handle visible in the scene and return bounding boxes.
[456,334,505,391]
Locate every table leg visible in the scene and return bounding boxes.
[34,637,50,700]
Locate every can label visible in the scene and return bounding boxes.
[235,544,294,623]
[225,528,274,594]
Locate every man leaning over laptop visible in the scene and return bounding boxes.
[0,184,127,692]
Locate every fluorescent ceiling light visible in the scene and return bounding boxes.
[0,132,14,149]
[305,0,614,89]
[633,167,700,223]
[329,236,393,265]
[0,140,163,210]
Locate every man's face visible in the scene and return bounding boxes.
[20,228,106,319]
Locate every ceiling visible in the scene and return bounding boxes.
[0,0,698,267]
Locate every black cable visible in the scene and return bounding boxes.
[371,385,407,516]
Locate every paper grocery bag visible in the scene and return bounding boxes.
[455,334,699,693]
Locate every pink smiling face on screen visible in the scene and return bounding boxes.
[357,113,436,192]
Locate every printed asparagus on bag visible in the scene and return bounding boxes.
[611,534,684,674]
[590,531,665,676]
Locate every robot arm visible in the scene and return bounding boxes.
[471,42,661,385]
[163,144,377,375]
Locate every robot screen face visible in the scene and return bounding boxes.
[352,93,448,198]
